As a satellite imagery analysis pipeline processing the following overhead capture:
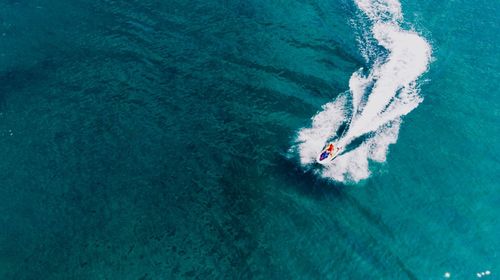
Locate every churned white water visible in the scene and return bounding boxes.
[295,0,432,183]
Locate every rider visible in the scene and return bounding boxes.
[327,143,335,154]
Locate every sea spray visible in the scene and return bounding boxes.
[294,0,432,183]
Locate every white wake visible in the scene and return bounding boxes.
[294,0,432,183]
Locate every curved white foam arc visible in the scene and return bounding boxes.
[293,0,432,183]
[343,24,431,145]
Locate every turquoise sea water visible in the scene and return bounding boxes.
[0,0,498,279]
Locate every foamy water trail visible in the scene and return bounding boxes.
[294,0,432,183]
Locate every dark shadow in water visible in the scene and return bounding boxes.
[277,150,395,237]
[223,54,343,98]
[334,121,350,140]
[0,61,50,107]
[274,154,348,201]
[0,53,68,110]
[341,133,374,153]
[275,154,418,280]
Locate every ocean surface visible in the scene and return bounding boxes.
[0,0,498,279]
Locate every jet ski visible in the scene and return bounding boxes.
[316,143,342,164]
